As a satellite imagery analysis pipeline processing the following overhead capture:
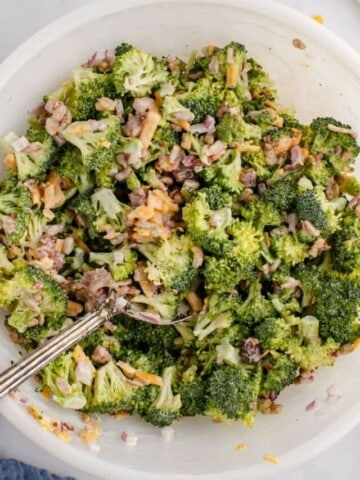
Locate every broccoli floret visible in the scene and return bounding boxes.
[0,177,32,214]
[200,149,243,194]
[200,185,232,210]
[205,365,261,426]
[41,352,87,409]
[204,221,261,292]
[80,329,122,360]
[131,291,180,321]
[91,187,129,235]
[56,146,94,193]
[85,361,140,414]
[46,68,112,120]
[115,316,178,354]
[194,309,234,341]
[139,167,167,190]
[337,175,360,196]
[241,149,271,180]
[9,210,47,249]
[303,160,333,188]
[26,116,49,143]
[236,280,276,325]
[115,43,133,57]
[245,109,277,134]
[138,233,197,294]
[304,117,360,174]
[216,113,261,146]
[69,192,96,233]
[296,188,340,236]
[0,266,67,335]
[261,354,298,395]
[254,317,292,351]
[112,45,169,97]
[333,210,360,273]
[314,272,360,344]
[89,247,138,281]
[61,116,120,173]
[177,77,219,123]
[182,189,233,256]
[215,336,241,367]
[293,265,321,308]
[241,199,282,230]
[175,375,207,417]
[270,230,309,266]
[247,58,274,97]
[161,96,194,124]
[142,366,182,427]
[284,336,339,371]
[262,177,298,211]
[0,132,55,180]
[149,124,181,160]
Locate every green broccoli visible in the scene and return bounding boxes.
[175,375,207,417]
[247,58,275,97]
[0,266,67,335]
[112,45,169,97]
[314,272,360,344]
[68,192,96,235]
[200,149,243,194]
[304,117,360,174]
[254,317,292,351]
[241,149,271,180]
[182,189,233,256]
[56,145,94,193]
[333,210,360,273]
[0,132,55,180]
[337,174,360,196]
[177,77,220,123]
[0,177,32,214]
[261,354,298,395]
[215,336,241,367]
[296,188,340,236]
[148,124,181,160]
[270,229,309,266]
[236,280,276,325]
[241,199,282,230]
[0,244,14,273]
[161,96,194,124]
[262,177,298,211]
[91,187,129,235]
[216,113,261,146]
[41,352,87,409]
[131,291,180,321]
[142,366,182,427]
[89,247,138,281]
[284,336,339,371]
[205,365,261,426]
[61,115,120,173]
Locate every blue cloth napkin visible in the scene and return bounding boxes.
[0,459,75,480]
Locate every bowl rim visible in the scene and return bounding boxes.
[0,1,360,479]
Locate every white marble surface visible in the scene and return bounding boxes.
[0,1,359,479]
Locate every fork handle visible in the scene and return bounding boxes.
[0,299,117,400]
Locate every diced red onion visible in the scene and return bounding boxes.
[203,115,216,133]
[183,179,200,190]
[290,145,304,167]
[328,124,357,138]
[129,188,147,207]
[172,110,195,122]
[209,57,219,75]
[216,102,230,118]
[86,49,115,67]
[121,431,138,446]
[190,123,208,134]
[115,168,132,182]
[45,223,64,236]
[75,362,94,386]
[115,100,124,118]
[325,385,342,404]
[55,377,72,395]
[11,136,30,152]
[305,399,317,412]
[240,169,257,188]
[9,388,29,405]
[53,135,66,147]
[282,277,300,289]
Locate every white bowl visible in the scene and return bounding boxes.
[0,1,360,479]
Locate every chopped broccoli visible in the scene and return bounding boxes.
[131,291,180,321]
[337,175,360,196]
[284,336,339,371]
[262,177,298,211]
[0,132,55,180]
[112,45,169,97]
[175,375,207,417]
[61,116,120,173]
[205,365,261,426]
[254,317,292,351]
[236,280,276,325]
[241,199,282,230]
[200,149,243,194]
[41,352,87,409]
[161,96,194,124]
[215,336,241,367]
[142,366,182,427]
[0,244,14,273]
[91,187,129,235]
[241,149,271,180]
[0,177,32,214]
[89,247,138,281]
[333,210,360,273]
[56,146,94,193]
[216,113,261,146]
[261,354,298,395]
[138,233,197,294]
[182,189,233,256]
[270,230,309,266]
[0,266,67,335]
[296,188,340,236]
[247,58,274,96]
[304,117,360,174]
[177,77,219,123]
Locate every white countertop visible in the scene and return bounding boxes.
[0,1,359,479]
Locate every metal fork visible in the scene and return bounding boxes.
[0,297,192,400]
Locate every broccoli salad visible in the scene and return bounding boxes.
[0,42,359,428]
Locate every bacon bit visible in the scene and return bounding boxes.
[139,104,161,151]
[66,300,83,317]
[305,399,317,412]
[185,291,203,312]
[226,64,239,88]
[112,411,129,420]
[263,454,280,464]
[313,14,324,24]
[79,421,101,445]
[3,153,17,170]
[235,443,247,452]
[292,38,306,50]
